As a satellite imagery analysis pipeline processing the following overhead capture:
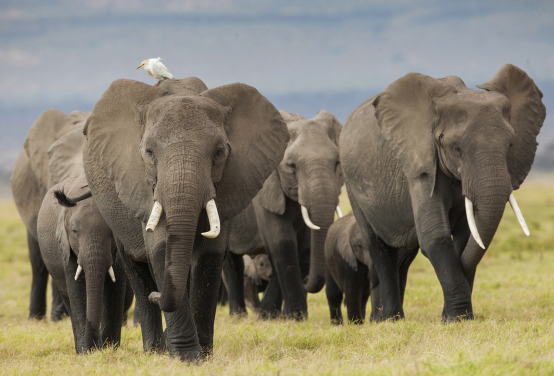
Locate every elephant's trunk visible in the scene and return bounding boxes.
[460,152,512,280]
[83,259,108,352]
[300,163,339,293]
[156,155,207,313]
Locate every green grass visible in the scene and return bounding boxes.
[2,183,554,375]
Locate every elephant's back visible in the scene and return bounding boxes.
[340,96,418,249]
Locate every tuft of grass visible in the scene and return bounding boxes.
[2,183,554,375]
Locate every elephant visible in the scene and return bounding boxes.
[325,212,418,324]
[242,254,271,312]
[223,109,344,319]
[37,173,127,353]
[340,64,546,322]
[218,254,272,312]
[11,108,89,320]
[78,77,289,361]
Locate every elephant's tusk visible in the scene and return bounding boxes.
[301,205,321,230]
[509,193,530,236]
[336,205,343,218]
[465,197,485,250]
[201,199,220,238]
[146,201,163,233]
[75,265,83,280]
[108,266,116,282]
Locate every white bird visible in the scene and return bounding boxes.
[136,57,174,86]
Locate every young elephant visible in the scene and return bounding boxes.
[325,212,418,324]
[37,174,127,353]
[242,254,272,311]
[325,212,377,324]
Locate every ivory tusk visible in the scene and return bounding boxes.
[336,205,343,218]
[301,205,321,230]
[146,201,163,233]
[509,193,530,236]
[108,266,116,282]
[201,199,220,238]
[75,265,83,281]
[465,197,485,250]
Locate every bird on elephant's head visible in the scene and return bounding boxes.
[81,76,289,360]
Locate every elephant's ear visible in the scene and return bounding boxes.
[47,128,86,186]
[83,78,171,221]
[279,110,304,123]
[24,109,86,190]
[337,222,358,271]
[314,109,342,146]
[255,170,286,215]
[372,73,456,195]
[476,64,546,190]
[200,83,290,221]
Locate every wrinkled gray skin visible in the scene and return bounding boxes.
[38,174,126,354]
[325,212,419,324]
[224,110,343,319]
[341,64,546,322]
[11,109,88,321]
[81,77,289,361]
[242,254,271,311]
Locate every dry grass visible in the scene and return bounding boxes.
[1,182,554,375]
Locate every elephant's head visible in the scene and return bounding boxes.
[335,213,371,272]
[252,254,272,281]
[84,77,289,312]
[54,173,116,349]
[372,64,546,277]
[256,110,343,293]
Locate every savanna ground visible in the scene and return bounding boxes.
[1,181,554,375]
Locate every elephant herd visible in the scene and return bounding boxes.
[10,64,546,362]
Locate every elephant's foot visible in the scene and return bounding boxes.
[51,304,69,322]
[170,345,202,364]
[282,309,308,321]
[441,305,474,323]
[28,312,46,320]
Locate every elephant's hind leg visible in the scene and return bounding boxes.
[325,272,343,325]
[51,281,68,322]
[27,232,48,320]
[221,251,247,316]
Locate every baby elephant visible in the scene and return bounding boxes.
[38,174,127,353]
[243,254,272,311]
[325,212,380,324]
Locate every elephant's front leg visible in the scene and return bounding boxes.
[409,176,473,322]
[117,241,164,352]
[259,216,306,319]
[101,258,127,348]
[163,295,201,362]
[190,248,225,358]
[27,232,48,320]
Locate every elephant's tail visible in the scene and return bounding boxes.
[54,189,92,207]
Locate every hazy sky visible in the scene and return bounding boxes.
[1,0,553,106]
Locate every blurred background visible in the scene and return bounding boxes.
[1,0,553,196]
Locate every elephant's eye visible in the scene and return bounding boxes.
[438,133,444,144]
[287,162,296,170]
[214,147,224,159]
[146,149,154,159]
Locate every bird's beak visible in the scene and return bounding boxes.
[136,65,142,69]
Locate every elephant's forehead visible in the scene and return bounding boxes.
[437,90,510,113]
[147,95,227,130]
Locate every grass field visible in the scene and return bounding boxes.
[1,183,554,375]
